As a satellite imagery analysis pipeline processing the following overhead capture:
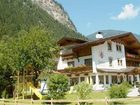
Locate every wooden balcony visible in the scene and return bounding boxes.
[126,52,140,62]
[57,66,93,75]
[61,48,73,55]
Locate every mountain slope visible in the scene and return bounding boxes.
[33,0,76,31]
[0,0,86,41]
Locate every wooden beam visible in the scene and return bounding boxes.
[126,40,136,45]
[132,46,140,50]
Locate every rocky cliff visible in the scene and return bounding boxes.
[33,0,76,31]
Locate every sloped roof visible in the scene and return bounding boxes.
[57,37,88,46]
[73,32,140,55]
[87,29,140,42]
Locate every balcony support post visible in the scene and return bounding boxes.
[103,75,106,87]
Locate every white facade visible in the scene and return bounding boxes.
[57,41,126,71]
[57,51,68,69]
[92,41,126,71]
[57,55,92,69]
[57,40,140,90]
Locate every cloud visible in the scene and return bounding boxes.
[112,4,140,20]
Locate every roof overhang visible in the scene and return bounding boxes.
[57,37,87,46]
[73,32,140,54]
[97,67,140,74]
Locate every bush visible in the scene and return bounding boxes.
[109,84,128,98]
[74,82,92,99]
[1,89,9,98]
[121,81,132,88]
[47,73,69,99]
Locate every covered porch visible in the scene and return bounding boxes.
[97,67,140,86]
[57,66,140,90]
[57,66,94,85]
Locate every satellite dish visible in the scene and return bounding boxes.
[96,32,103,39]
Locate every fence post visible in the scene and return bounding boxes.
[31,98,33,105]
[77,98,80,105]
[14,98,16,105]
[105,97,108,105]
[15,98,17,105]
[51,98,53,105]
[3,97,5,105]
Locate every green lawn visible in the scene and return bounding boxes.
[65,91,140,105]
[1,91,140,105]
[65,91,108,100]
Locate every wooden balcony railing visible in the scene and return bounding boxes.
[61,49,74,57]
[126,52,140,62]
[57,65,93,75]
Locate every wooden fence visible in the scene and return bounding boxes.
[0,97,140,105]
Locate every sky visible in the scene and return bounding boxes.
[56,0,140,36]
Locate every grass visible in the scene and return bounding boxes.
[65,91,140,105]
[64,91,108,105]
[65,90,108,100]
[1,91,140,105]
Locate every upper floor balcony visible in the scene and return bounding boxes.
[57,65,93,76]
[126,52,140,67]
[126,52,140,62]
[61,48,73,56]
[60,47,76,60]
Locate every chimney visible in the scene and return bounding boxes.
[96,32,103,39]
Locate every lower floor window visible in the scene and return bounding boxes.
[92,76,96,84]
[106,75,109,84]
[99,75,104,84]
[112,75,117,84]
[80,77,85,82]
[70,78,78,86]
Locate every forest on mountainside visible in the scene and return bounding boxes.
[0,0,87,41]
[0,0,87,98]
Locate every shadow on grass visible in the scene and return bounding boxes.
[79,102,92,105]
[42,102,92,105]
[109,101,125,105]
[42,102,71,105]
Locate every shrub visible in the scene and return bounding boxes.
[74,82,92,99]
[47,73,69,99]
[121,81,132,88]
[109,84,128,98]
[1,89,9,98]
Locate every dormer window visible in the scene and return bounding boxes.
[116,44,122,52]
[107,42,112,51]
[67,61,75,67]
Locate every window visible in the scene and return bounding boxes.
[118,59,123,66]
[99,75,104,84]
[67,61,75,67]
[108,57,113,66]
[92,76,96,84]
[106,75,109,84]
[70,78,79,86]
[107,42,112,51]
[80,77,85,82]
[84,58,92,66]
[112,75,117,84]
[116,44,122,52]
